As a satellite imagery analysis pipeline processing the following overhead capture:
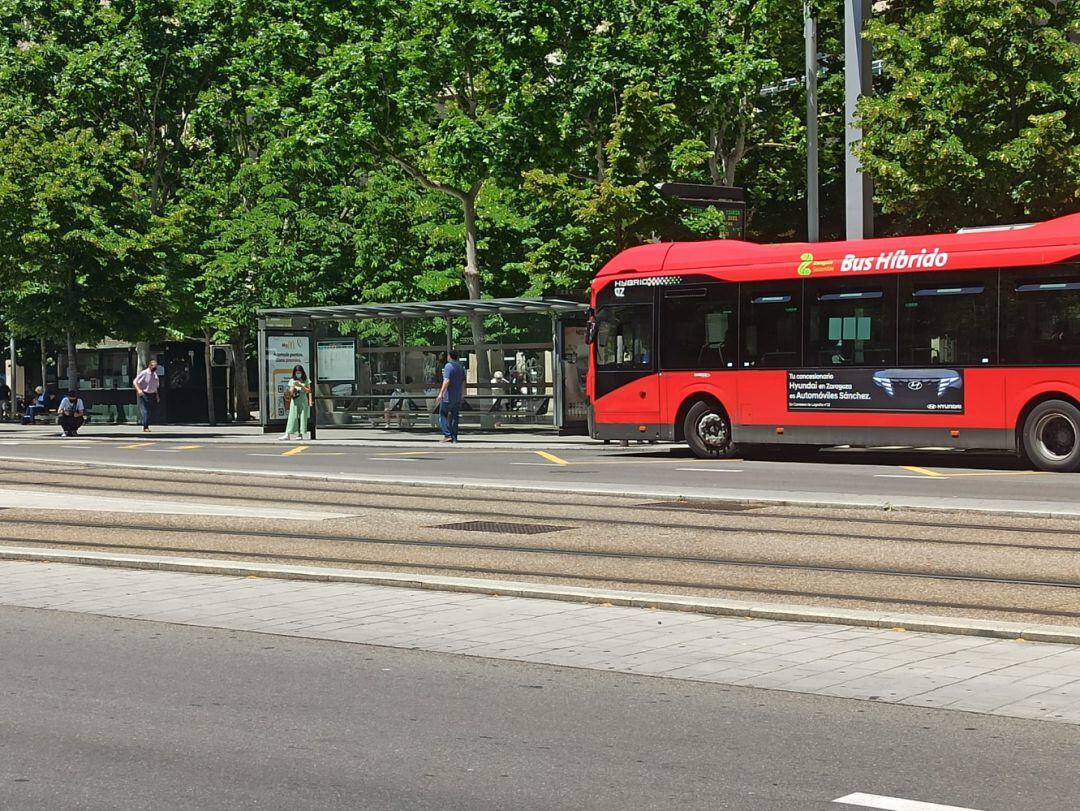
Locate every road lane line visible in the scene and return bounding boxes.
[535,451,570,466]
[281,446,309,456]
[120,442,153,449]
[0,490,354,520]
[674,468,743,473]
[874,474,943,479]
[900,466,947,477]
[833,792,984,811]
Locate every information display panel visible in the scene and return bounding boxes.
[316,339,356,383]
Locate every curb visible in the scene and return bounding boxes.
[3,546,1079,646]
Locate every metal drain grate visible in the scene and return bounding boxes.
[637,500,764,512]
[435,520,571,535]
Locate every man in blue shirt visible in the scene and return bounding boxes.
[436,350,466,443]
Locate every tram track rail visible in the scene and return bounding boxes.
[2,519,1080,623]
[8,472,1080,555]
[0,515,1078,589]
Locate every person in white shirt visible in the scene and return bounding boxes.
[57,390,85,437]
[133,359,161,433]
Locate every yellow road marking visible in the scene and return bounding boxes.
[282,446,309,456]
[900,465,946,477]
[534,451,570,466]
[899,465,1047,479]
[937,470,1049,478]
[120,443,153,449]
[172,445,201,451]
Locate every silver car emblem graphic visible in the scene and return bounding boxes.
[907,381,923,391]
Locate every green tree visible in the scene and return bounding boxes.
[311,0,556,383]
[859,0,1080,229]
[0,124,174,389]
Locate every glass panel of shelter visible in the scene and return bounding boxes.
[459,343,555,425]
[310,317,559,428]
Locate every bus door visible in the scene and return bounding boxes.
[593,296,660,431]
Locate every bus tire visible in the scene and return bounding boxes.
[684,400,736,459]
[1022,400,1080,472]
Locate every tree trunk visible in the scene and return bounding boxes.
[231,327,251,421]
[65,331,77,392]
[461,191,494,428]
[203,329,216,426]
[135,341,151,371]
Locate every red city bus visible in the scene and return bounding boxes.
[585,211,1080,471]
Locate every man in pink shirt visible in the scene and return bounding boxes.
[133,359,161,433]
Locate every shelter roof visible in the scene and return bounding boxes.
[259,297,588,321]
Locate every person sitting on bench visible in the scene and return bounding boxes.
[383,377,414,428]
[57,389,85,437]
[22,386,46,423]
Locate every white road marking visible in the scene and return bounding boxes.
[833,792,985,811]
[874,474,944,479]
[674,468,743,473]
[0,490,355,521]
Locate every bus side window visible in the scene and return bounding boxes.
[740,282,802,368]
[1001,264,1080,365]
[805,277,897,367]
[898,272,995,366]
[659,285,738,371]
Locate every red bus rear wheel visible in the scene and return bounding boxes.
[684,400,736,458]
[1022,400,1080,472]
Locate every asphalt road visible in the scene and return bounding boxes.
[3,606,1078,811]
[0,434,1076,515]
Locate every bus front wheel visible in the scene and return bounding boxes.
[684,401,736,459]
[1022,400,1080,472]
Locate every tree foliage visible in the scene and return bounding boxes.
[859,0,1080,228]
[0,0,1076,379]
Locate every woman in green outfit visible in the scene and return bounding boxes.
[280,364,313,440]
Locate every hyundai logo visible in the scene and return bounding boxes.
[907,381,923,391]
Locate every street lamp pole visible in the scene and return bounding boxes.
[804,1,819,242]
[844,0,874,239]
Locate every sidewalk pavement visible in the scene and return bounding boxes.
[0,421,605,448]
[4,558,1080,727]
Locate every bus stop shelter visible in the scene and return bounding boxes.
[257,297,589,435]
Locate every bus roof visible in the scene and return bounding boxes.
[593,210,1080,285]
